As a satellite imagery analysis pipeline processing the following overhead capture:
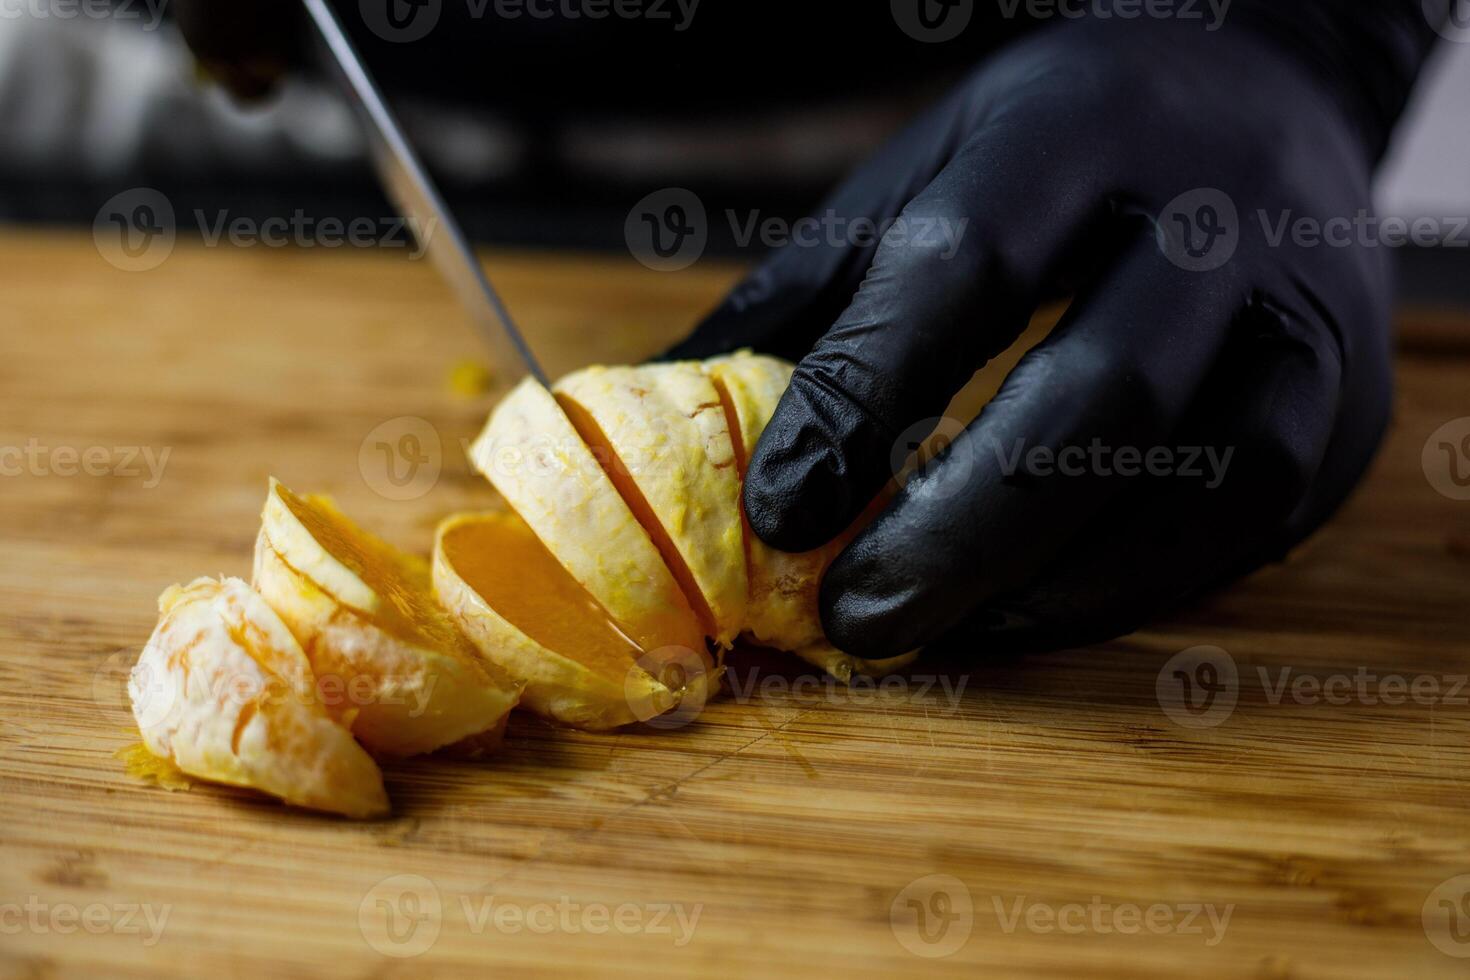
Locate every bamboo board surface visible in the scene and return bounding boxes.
[1,229,1469,978]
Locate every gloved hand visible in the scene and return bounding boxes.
[666,10,1435,658]
[173,0,303,101]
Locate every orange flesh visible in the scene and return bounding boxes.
[442,513,644,684]
[553,392,719,639]
[116,742,191,791]
[274,485,464,652]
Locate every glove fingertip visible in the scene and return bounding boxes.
[817,556,921,662]
[741,472,817,553]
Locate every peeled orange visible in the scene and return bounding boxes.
[129,576,388,818]
[433,510,713,730]
[253,479,522,757]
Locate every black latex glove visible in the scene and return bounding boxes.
[173,0,304,101]
[666,9,1439,659]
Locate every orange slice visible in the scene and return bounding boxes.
[553,362,747,648]
[129,576,388,818]
[468,377,707,657]
[252,479,522,757]
[704,351,919,680]
[434,511,712,730]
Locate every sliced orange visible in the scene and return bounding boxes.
[703,352,832,652]
[434,511,709,730]
[704,351,919,679]
[252,479,522,757]
[468,377,707,657]
[129,576,388,818]
[553,362,748,649]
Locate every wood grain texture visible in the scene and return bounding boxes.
[2,229,1469,979]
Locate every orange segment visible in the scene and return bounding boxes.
[272,483,458,652]
[549,363,747,647]
[433,511,698,731]
[438,510,641,686]
[467,376,707,656]
[128,575,390,818]
[254,480,522,757]
[554,392,721,639]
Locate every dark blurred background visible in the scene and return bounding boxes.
[1,2,1466,302]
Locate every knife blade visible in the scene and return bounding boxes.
[300,0,548,387]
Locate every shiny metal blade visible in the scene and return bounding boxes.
[301,0,547,386]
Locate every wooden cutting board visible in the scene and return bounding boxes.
[2,229,1469,979]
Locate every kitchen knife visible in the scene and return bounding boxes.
[300,0,548,386]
